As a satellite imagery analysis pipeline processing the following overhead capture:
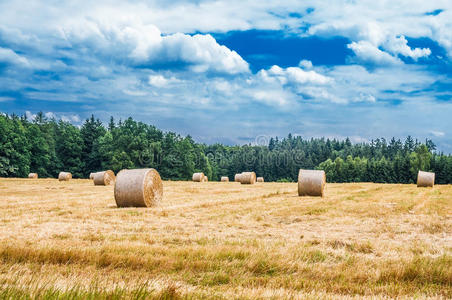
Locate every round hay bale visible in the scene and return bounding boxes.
[28,173,38,179]
[58,172,72,181]
[221,176,229,182]
[298,169,326,197]
[257,177,264,182]
[417,171,435,187]
[234,173,242,182]
[89,172,95,180]
[240,172,256,184]
[192,172,204,182]
[203,176,208,182]
[93,170,116,186]
[114,168,163,207]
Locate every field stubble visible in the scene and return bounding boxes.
[0,178,450,299]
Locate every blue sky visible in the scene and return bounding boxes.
[0,0,451,151]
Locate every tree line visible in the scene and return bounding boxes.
[1,113,451,183]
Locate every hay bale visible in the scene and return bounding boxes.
[93,170,116,186]
[234,173,242,182]
[114,168,163,207]
[240,172,256,184]
[89,172,95,180]
[221,176,229,182]
[58,172,72,181]
[192,172,204,182]
[298,169,326,197]
[257,177,264,182]
[28,173,38,179]
[417,171,435,187]
[203,176,208,182]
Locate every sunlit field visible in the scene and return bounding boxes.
[0,178,450,299]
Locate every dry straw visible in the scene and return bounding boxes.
[221,176,229,182]
[114,168,163,207]
[240,172,256,184]
[89,172,95,180]
[257,177,264,182]
[203,176,209,182]
[192,172,204,182]
[93,170,115,186]
[234,173,242,182]
[58,172,72,181]
[298,169,326,197]
[28,173,38,179]
[417,170,435,187]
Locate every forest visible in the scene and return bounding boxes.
[1,112,452,183]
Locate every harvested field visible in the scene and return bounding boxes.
[0,178,450,299]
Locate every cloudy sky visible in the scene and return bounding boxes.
[0,1,451,151]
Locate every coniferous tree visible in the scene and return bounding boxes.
[55,120,84,177]
[81,115,106,175]
[1,113,452,183]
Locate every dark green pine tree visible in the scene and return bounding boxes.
[80,115,107,175]
[26,118,55,177]
[55,120,84,178]
[108,116,116,132]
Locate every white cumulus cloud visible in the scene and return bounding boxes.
[44,112,56,119]
[64,20,249,75]
[251,90,293,107]
[347,41,402,65]
[298,59,313,69]
[148,74,181,87]
[258,65,331,86]
[61,114,81,123]
[25,110,36,120]
[384,35,431,60]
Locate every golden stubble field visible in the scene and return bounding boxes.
[0,178,451,299]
